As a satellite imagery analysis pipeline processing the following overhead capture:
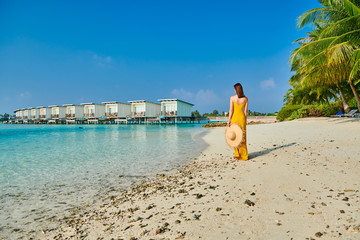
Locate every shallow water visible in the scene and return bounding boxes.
[0,123,207,238]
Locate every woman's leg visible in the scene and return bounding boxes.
[234,148,240,159]
[238,145,248,160]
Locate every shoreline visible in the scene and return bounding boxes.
[0,124,208,240]
[12,117,360,239]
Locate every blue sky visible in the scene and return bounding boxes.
[0,0,320,114]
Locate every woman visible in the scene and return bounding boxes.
[227,83,248,160]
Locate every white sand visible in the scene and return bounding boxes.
[41,117,360,239]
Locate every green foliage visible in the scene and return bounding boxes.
[191,110,201,118]
[278,104,339,121]
[202,109,226,117]
[0,113,10,121]
[321,104,340,116]
[248,109,264,116]
[277,105,303,121]
[285,0,360,112]
[348,97,359,108]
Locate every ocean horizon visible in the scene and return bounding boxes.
[0,123,208,238]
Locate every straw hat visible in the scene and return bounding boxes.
[225,123,244,148]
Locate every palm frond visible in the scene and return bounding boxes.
[319,15,360,38]
[297,7,348,29]
[329,0,360,16]
[328,42,354,64]
[350,49,360,81]
[290,36,336,64]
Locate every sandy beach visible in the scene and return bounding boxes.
[37,117,360,239]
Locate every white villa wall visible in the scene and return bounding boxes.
[84,105,94,116]
[131,103,146,116]
[15,110,23,121]
[105,103,131,118]
[177,101,193,117]
[74,106,84,118]
[66,106,75,117]
[105,104,117,115]
[118,103,131,117]
[83,104,105,118]
[23,109,31,119]
[39,108,51,119]
[94,105,105,118]
[65,106,84,119]
[15,111,20,117]
[30,108,40,119]
[51,106,66,119]
[130,102,160,117]
[161,102,177,115]
[160,100,193,117]
[20,110,25,119]
[145,103,161,117]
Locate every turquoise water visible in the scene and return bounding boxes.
[0,123,207,238]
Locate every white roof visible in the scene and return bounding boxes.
[102,101,130,105]
[128,100,160,105]
[49,105,66,108]
[81,103,105,106]
[157,98,194,106]
[63,104,82,106]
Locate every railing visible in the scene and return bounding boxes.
[65,114,75,118]
[161,111,177,116]
[105,112,118,117]
[15,117,22,120]
[131,112,145,117]
[84,113,95,118]
[51,114,59,118]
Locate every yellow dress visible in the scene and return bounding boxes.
[231,101,248,160]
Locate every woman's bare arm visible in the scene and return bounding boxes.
[244,99,248,119]
[227,97,234,127]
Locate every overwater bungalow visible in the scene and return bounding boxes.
[23,108,31,122]
[38,106,52,121]
[14,109,23,122]
[11,98,196,125]
[128,100,161,118]
[30,107,40,121]
[102,101,131,119]
[49,105,66,121]
[81,103,105,119]
[158,99,194,117]
[63,104,84,120]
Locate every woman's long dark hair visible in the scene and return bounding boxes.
[234,83,245,98]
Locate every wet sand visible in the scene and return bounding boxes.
[36,117,360,239]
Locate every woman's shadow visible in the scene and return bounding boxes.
[248,142,296,159]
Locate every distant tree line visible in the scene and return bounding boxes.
[191,109,276,118]
[0,113,12,121]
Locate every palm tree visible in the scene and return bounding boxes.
[289,26,351,111]
[291,0,360,111]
